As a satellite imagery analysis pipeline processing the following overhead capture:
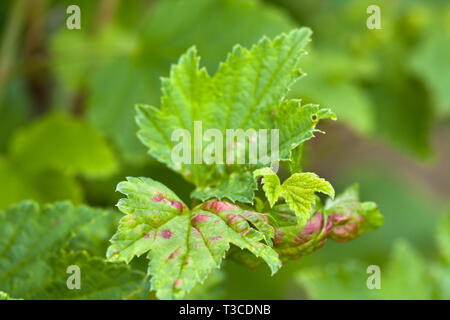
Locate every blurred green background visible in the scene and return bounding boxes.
[0,0,449,299]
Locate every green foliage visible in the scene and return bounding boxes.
[30,250,144,300]
[0,158,83,210]
[4,0,446,301]
[0,291,19,300]
[102,26,385,300]
[296,241,433,300]
[137,29,335,203]
[296,212,450,300]
[277,0,450,158]
[324,184,383,236]
[190,172,256,204]
[296,261,378,300]
[292,51,375,135]
[50,0,297,164]
[254,167,334,222]
[408,18,450,116]
[107,177,280,299]
[184,269,226,300]
[253,168,282,207]
[68,209,121,257]
[10,112,118,177]
[436,213,450,264]
[0,112,118,210]
[270,184,381,263]
[0,79,31,152]
[0,201,143,300]
[382,240,433,299]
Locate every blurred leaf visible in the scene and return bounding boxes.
[323,167,440,260]
[0,200,142,300]
[297,240,433,299]
[436,212,450,263]
[296,260,379,299]
[324,184,383,236]
[0,78,32,153]
[409,31,450,116]
[49,0,297,164]
[50,26,138,94]
[184,269,226,300]
[0,201,97,297]
[68,208,121,257]
[86,56,154,164]
[431,263,450,300]
[274,0,442,157]
[10,112,118,177]
[0,158,83,210]
[369,62,433,158]
[291,51,375,134]
[27,250,144,300]
[0,290,20,300]
[381,240,433,299]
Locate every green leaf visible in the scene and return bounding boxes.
[0,157,83,210]
[68,209,121,257]
[137,29,334,203]
[291,51,374,135]
[431,263,450,300]
[209,29,311,131]
[27,251,144,300]
[288,144,303,174]
[270,185,381,262]
[296,261,380,300]
[324,184,361,213]
[0,201,97,297]
[0,111,115,209]
[9,112,118,178]
[409,31,450,116]
[370,63,433,158]
[283,0,438,158]
[265,204,299,228]
[382,240,433,299]
[63,0,298,164]
[0,201,142,300]
[0,78,32,153]
[297,240,433,300]
[324,184,383,237]
[191,172,257,204]
[184,268,226,300]
[435,212,450,264]
[275,100,336,160]
[107,177,280,299]
[281,173,334,220]
[0,291,20,300]
[107,177,189,263]
[255,167,334,222]
[253,168,281,207]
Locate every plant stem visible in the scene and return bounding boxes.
[0,0,29,108]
